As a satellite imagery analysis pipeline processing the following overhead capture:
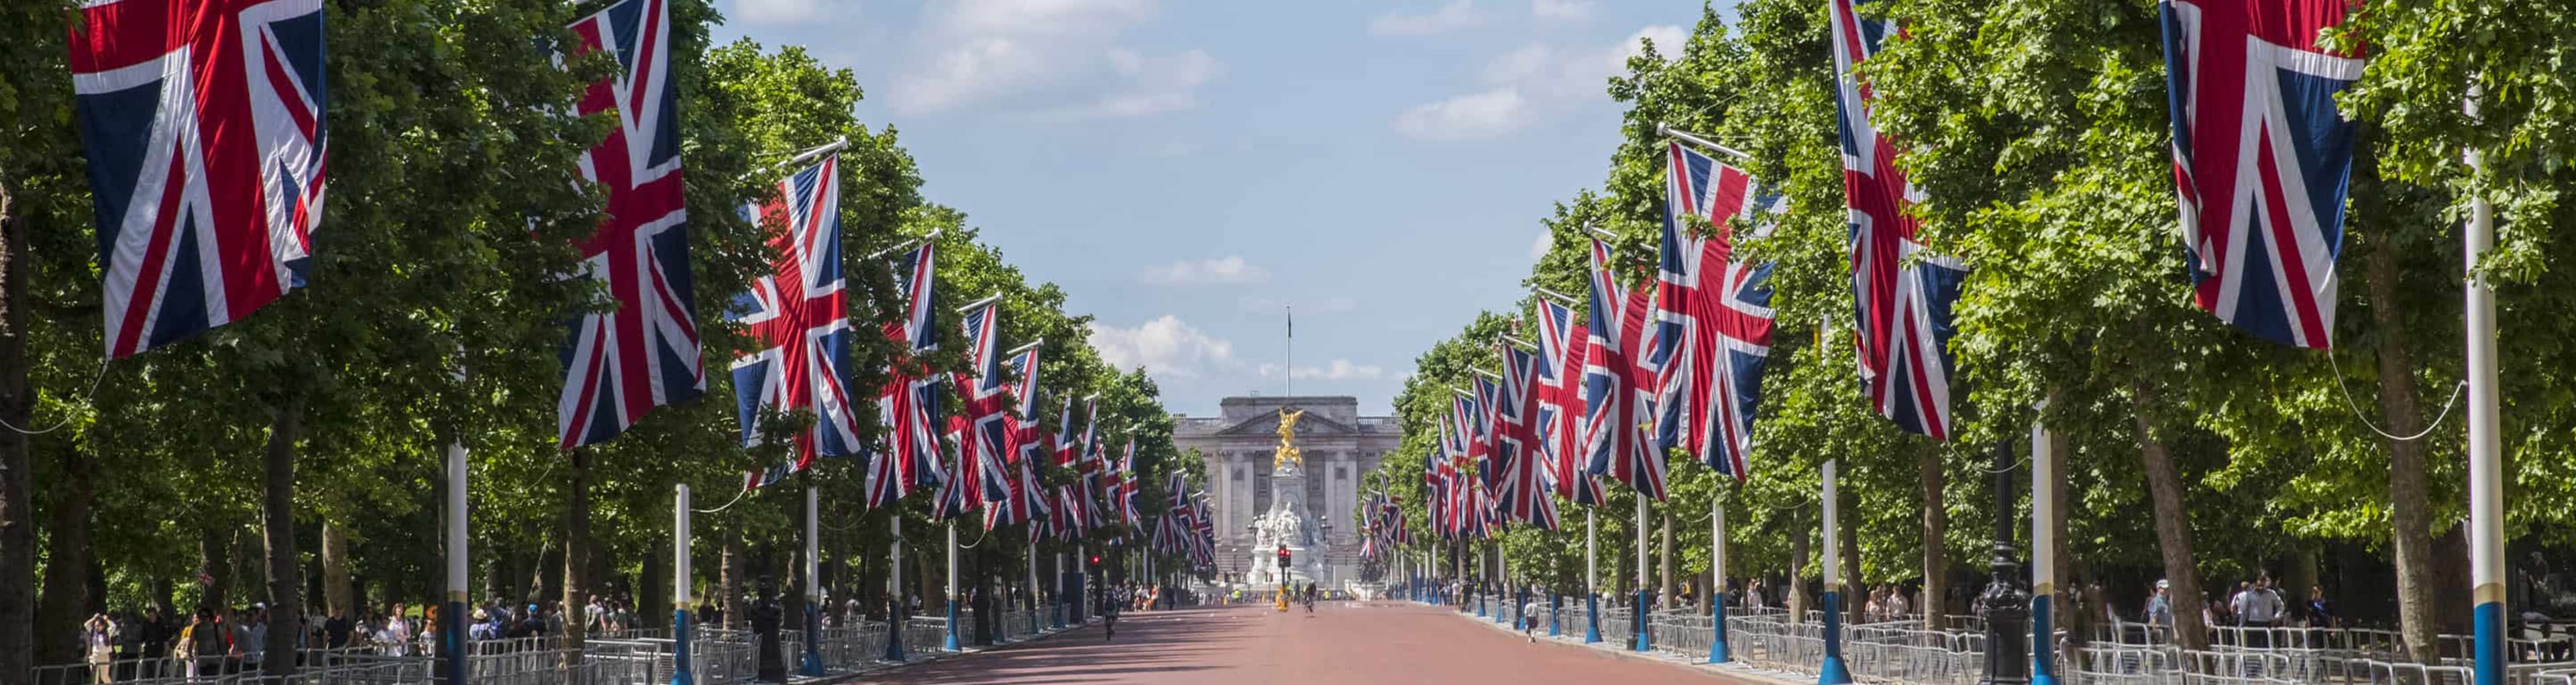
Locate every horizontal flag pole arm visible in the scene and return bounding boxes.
[1655,123,1752,161]
[955,293,1005,314]
[735,136,850,182]
[1006,339,1044,356]
[1532,287,1578,305]
[860,228,943,261]
[1501,335,1537,350]
[1472,368,1503,382]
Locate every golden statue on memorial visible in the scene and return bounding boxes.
[1273,407,1305,470]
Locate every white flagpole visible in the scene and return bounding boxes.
[1709,490,1730,664]
[800,488,823,676]
[1821,460,1852,684]
[2466,89,2506,685]
[1634,492,1650,651]
[670,485,694,685]
[2033,419,2059,685]
[943,523,960,651]
[1654,123,1754,161]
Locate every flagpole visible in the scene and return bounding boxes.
[439,441,468,685]
[800,487,824,674]
[1709,490,1730,664]
[1285,305,1293,398]
[1026,538,1040,631]
[1634,492,1652,651]
[860,228,944,262]
[2465,89,2506,685]
[1052,551,1066,628]
[943,523,961,651]
[885,516,907,662]
[1585,506,1601,643]
[1654,123,1754,161]
[670,484,694,685]
[2031,419,2058,685]
[1820,460,1853,685]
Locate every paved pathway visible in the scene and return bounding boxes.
[847,601,1758,684]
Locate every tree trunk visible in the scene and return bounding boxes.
[1788,519,1811,621]
[720,526,745,629]
[0,178,36,682]
[323,519,354,619]
[642,536,665,631]
[528,534,558,605]
[561,448,590,682]
[150,577,174,619]
[2133,379,2209,650]
[261,405,304,678]
[199,526,231,613]
[1842,503,1862,625]
[2363,233,2442,664]
[35,438,99,666]
[1920,443,1946,621]
[1658,509,1674,610]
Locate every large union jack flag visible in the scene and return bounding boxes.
[867,242,945,508]
[1496,341,1559,529]
[998,347,1050,528]
[1832,0,1967,441]
[554,0,701,447]
[2159,0,2361,349]
[943,297,1008,523]
[1652,142,1783,482]
[731,154,857,472]
[1583,238,1666,500]
[70,0,329,359]
[1534,298,1606,507]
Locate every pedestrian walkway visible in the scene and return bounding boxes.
[849,602,1750,685]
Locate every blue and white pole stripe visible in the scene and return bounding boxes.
[672,484,696,685]
[1819,460,1852,685]
[2032,420,2058,685]
[2465,117,2505,685]
[1710,497,1730,664]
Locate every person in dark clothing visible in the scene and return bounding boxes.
[325,610,353,648]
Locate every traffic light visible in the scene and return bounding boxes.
[1089,554,1102,566]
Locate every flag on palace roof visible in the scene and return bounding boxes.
[1833,0,1968,440]
[1652,141,1781,482]
[1584,237,1666,500]
[2159,0,2362,349]
[553,0,703,447]
[70,0,330,359]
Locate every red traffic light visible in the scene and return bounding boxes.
[1089,554,1102,565]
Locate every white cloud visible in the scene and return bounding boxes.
[1394,24,1684,141]
[1531,0,1592,20]
[1138,256,1269,285]
[1089,315,1233,378]
[1259,359,1388,381]
[1529,230,1552,259]
[1371,0,1486,36]
[1045,48,1224,120]
[732,0,830,25]
[1393,88,1529,141]
[888,0,1218,119]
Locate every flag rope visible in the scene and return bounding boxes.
[693,486,753,514]
[2327,345,2469,442]
[0,358,110,435]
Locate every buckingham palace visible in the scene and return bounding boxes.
[1171,395,1401,585]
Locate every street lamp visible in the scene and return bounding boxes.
[1980,438,2032,685]
[1318,516,1334,586]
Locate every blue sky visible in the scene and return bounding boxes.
[713,1,1707,417]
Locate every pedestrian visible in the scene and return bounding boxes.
[181,608,224,680]
[1747,578,1768,611]
[138,607,170,680]
[2239,578,2283,648]
[85,613,117,684]
[2144,580,2174,633]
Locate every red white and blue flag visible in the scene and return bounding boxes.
[1534,298,1606,507]
[1652,142,1782,482]
[1496,341,1559,529]
[866,243,945,508]
[2159,0,2361,349]
[554,0,702,447]
[731,154,858,474]
[947,297,1012,524]
[69,0,330,359]
[1583,238,1666,500]
[998,348,1050,527]
[1423,439,1452,539]
[1115,439,1144,525]
[1832,0,1968,440]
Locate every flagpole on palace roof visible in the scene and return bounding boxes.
[1655,123,1752,161]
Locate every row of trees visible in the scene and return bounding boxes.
[0,0,1198,678]
[1371,0,2576,664]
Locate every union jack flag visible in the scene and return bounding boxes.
[1652,142,1782,482]
[996,348,1050,527]
[1468,378,1502,496]
[1534,298,1606,507]
[69,0,330,359]
[1833,0,1968,441]
[1496,341,1559,529]
[1423,442,1452,539]
[2159,0,2362,349]
[1583,238,1666,500]
[554,0,702,447]
[731,154,858,471]
[947,297,1010,525]
[1188,494,1217,566]
[866,243,945,508]
[1114,439,1144,525]
[743,463,794,492]
[1051,484,1091,541]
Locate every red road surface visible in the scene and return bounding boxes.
[847,601,1746,684]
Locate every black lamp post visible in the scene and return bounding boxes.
[1980,438,2031,685]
